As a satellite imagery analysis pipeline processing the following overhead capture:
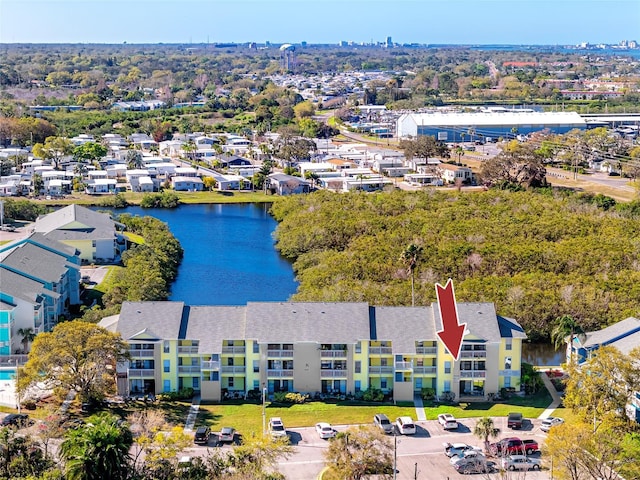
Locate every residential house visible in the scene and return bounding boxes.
[32,204,126,263]
[565,317,640,422]
[268,173,311,195]
[171,176,204,192]
[85,178,118,194]
[103,301,526,403]
[438,164,474,184]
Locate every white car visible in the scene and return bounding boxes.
[315,422,336,439]
[268,417,287,438]
[501,455,542,471]
[540,416,564,432]
[444,442,483,458]
[395,416,416,435]
[438,413,458,430]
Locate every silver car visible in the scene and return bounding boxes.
[501,455,542,471]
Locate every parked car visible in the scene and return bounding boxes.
[437,413,458,430]
[194,426,211,445]
[444,442,483,458]
[540,416,564,432]
[218,427,236,443]
[522,439,540,455]
[453,456,490,474]
[507,412,524,429]
[315,422,337,439]
[450,450,485,465]
[0,413,29,428]
[501,455,542,471]
[269,417,287,438]
[374,413,394,434]
[395,416,416,435]
[490,437,527,456]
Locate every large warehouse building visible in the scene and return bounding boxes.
[396,111,587,142]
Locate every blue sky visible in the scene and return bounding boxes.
[1,0,638,45]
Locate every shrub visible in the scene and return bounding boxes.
[99,193,129,209]
[440,391,456,403]
[273,392,308,404]
[361,388,384,402]
[158,387,194,401]
[420,387,436,401]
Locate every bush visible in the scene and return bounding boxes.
[440,391,456,403]
[140,191,181,208]
[158,387,194,401]
[361,388,384,402]
[273,392,308,404]
[99,193,129,209]
[420,387,435,401]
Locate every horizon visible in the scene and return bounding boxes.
[1,0,638,45]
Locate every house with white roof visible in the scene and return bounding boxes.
[171,176,204,191]
[85,178,118,194]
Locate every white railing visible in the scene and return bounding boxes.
[128,369,155,378]
[369,347,393,355]
[395,361,412,370]
[267,350,294,358]
[0,354,29,367]
[320,369,348,378]
[460,350,487,358]
[459,370,486,378]
[413,366,437,375]
[221,366,246,374]
[178,346,199,354]
[129,349,154,358]
[368,366,394,374]
[178,365,201,374]
[267,369,294,378]
[320,350,347,358]
[416,347,437,355]
[222,346,246,354]
[201,361,221,370]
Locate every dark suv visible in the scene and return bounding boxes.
[1,413,29,428]
[194,426,211,445]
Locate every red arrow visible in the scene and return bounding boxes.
[436,279,466,361]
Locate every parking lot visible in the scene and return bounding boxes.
[187,416,551,480]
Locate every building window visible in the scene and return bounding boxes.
[380,358,388,366]
[211,372,219,382]
[355,380,361,392]
[395,372,403,382]
[163,360,170,373]
[504,376,511,388]
[444,380,451,392]
[253,342,260,354]
[228,377,234,387]
[355,343,361,354]
[163,341,170,353]
[163,380,170,392]
[193,377,199,389]
[505,357,512,370]
[355,361,361,374]
[253,360,260,373]
[505,340,512,351]
[254,380,260,389]
[444,361,451,374]
[228,357,234,366]
[381,379,387,390]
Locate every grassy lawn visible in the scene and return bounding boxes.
[195,390,552,436]
[81,265,122,305]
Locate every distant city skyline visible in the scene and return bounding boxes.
[1,0,638,46]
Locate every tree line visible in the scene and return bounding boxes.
[271,189,640,341]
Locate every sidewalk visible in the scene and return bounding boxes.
[183,394,201,432]
[538,370,563,420]
[413,394,427,421]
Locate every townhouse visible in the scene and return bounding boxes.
[102,300,526,403]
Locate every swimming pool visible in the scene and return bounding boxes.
[0,370,16,381]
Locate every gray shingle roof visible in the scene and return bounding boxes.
[434,302,506,343]
[33,204,118,241]
[26,232,80,258]
[0,268,59,304]
[245,302,371,344]
[375,306,437,353]
[581,317,640,353]
[186,306,246,353]
[1,242,69,283]
[118,301,185,340]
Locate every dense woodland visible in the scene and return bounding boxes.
[271,189,640,341]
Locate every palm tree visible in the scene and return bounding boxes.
[454,145,464,164]
[473,416,500,453]
[125,150,144,169]
[17,327,36,353]
[551,315,584,363]
[401,244,423,307]
[60,412,133,480]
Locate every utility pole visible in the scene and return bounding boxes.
[393,434,397,480]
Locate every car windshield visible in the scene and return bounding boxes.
[272,424,284,431]
[380,419,390,424]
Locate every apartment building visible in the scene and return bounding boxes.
[102,301,526,403]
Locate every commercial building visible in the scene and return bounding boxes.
[396,111,587,142]
[102,300,526,403]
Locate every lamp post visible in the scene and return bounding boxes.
[262,383,267,436]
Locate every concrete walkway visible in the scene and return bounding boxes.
[538,370,563,420]
[183,394,201,432]
[414,394,427,421]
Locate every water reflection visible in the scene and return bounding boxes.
[522,342,565,366]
